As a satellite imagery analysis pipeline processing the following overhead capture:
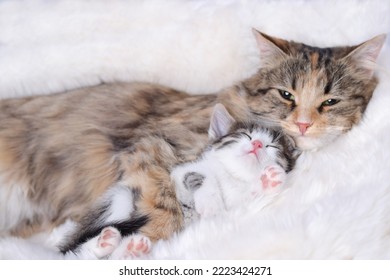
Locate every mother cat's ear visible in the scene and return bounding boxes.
[342,34,387,79]
[252,28,290,67]
[208,103,235,141]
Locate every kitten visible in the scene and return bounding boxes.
[172,104,297,224]
[67,104,297,259]
[0,30,385,254]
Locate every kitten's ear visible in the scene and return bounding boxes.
[343,34,387,79]
[208,104,235,140]
[252,28,290,67]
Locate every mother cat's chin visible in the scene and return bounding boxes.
[292,135,338,151]
[281,124,345,150]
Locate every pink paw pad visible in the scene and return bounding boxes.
[124,235,151,258]
[94,226,121,258]
[98,227,121,249]
[260,166,285,189]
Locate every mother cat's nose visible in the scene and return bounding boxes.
[296,122,312,135]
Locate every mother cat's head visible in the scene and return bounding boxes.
[242,29,386,150]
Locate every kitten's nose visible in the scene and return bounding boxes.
[252,140,263,150]
[296,122,312,135]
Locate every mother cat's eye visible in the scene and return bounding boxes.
[321,99,339,106]
[278,90,295,101]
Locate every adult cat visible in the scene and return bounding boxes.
[0,30,385,246]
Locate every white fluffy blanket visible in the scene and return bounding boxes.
[0,0,389,259]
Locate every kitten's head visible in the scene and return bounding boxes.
[242,29,386,150]
[207,104,298,173]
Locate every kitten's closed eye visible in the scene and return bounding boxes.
[265,144,278,149]
[241,132,252,140]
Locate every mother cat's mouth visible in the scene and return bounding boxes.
[291,134,340,151]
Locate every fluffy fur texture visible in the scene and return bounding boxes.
[0,0,389,259]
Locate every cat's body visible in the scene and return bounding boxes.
[0,30,385,256]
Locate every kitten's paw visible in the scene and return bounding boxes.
[94,227,121,258]
[112,234,151,259]
[260,165,286,190]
